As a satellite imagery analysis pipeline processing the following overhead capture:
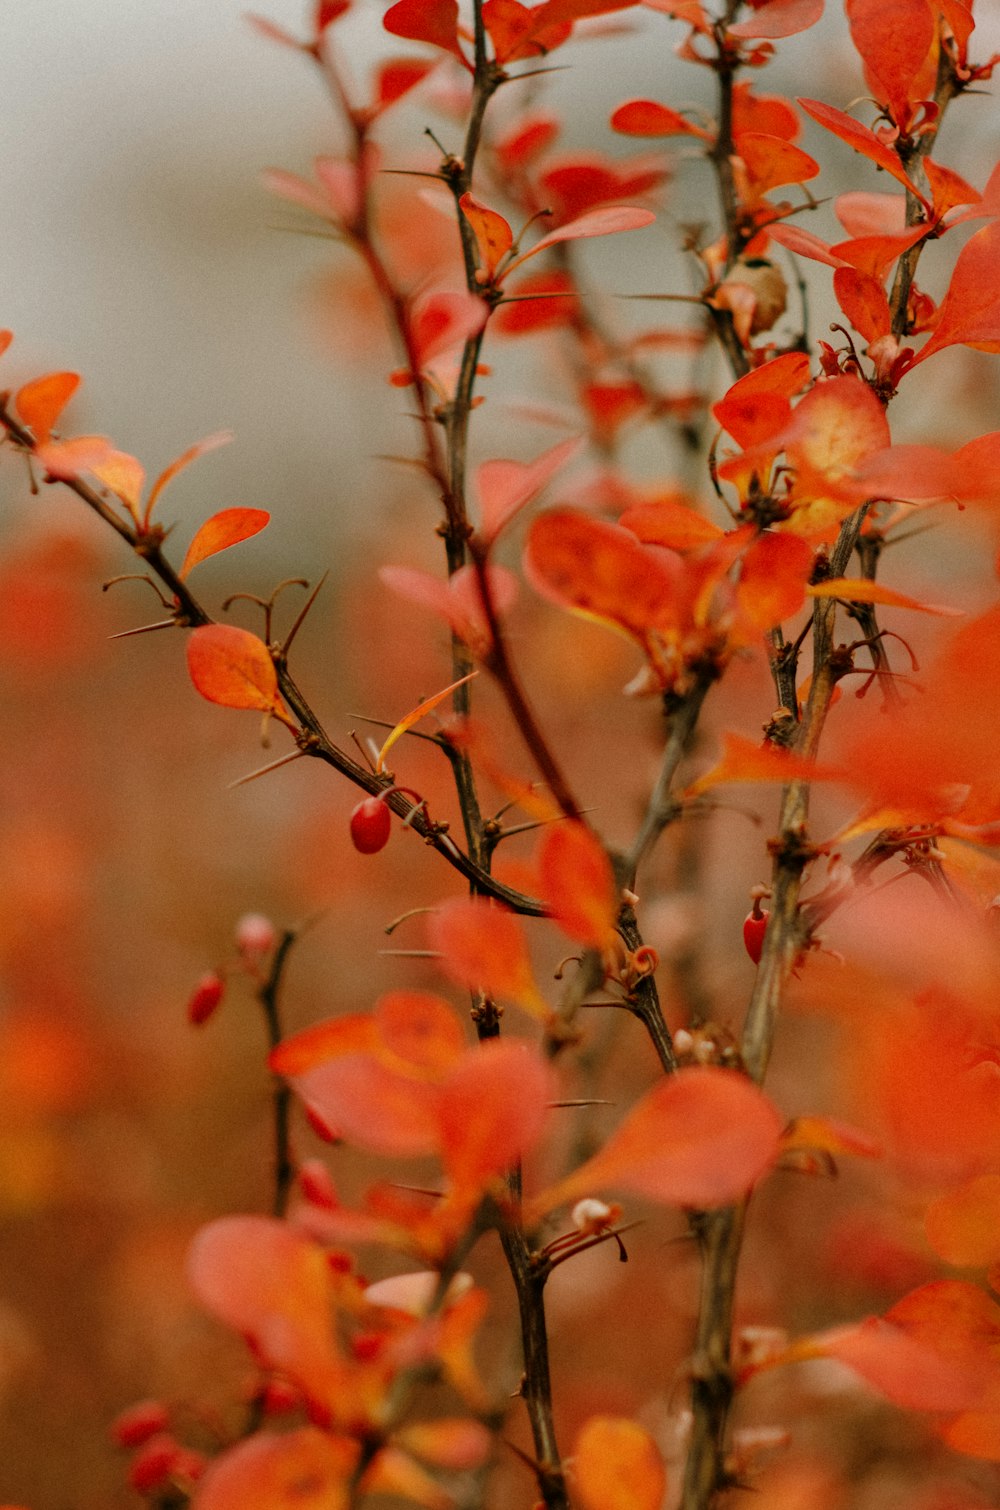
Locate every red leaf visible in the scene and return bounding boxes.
[179,508,270,579]
[729,0,824,38]
[833,266,891,343]
[476,436,582,541]
[383,0,467,63]
[482,0,571,62]
[532,1066,783,1214]
[493,268,579,336]
[505,205,656,277]
[407,289,488,374]
[538,820,618,953]
[610,98,712,139]
[711,352,811,446]
[186,1217,348,1404]
[13,372,80,445]
[437,1039,555,1194]
[428,897,549,1018]
[906,221,1000,369]
[186,625,280,713]
[845,0,935,129]
[797,97,928,202]
[373,57,433,113]
[787,1313,987,1412]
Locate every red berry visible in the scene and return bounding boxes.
[109,1399,171,1449]
[743,909,769,965]
[127,1433,183,1494]
[350,796,391,854]
[186,971,225,1026]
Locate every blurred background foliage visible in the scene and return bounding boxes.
[3,3,1000,1506]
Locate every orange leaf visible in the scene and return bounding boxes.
[712,352,810,446]
[573,1416,667,1510]
[144,430,233,527]
[394,1419,491,1470]
[459,192,514,280]
[186,624,281,713]
[531,1066,783,1216]
[538,821,618,953]
[373,992,467,1079]
[906,221,1000,370]
[375,671,477,773]
[186,1217,349,1407]
[525,507,681,645]
[179,508,270,579]
[735,531,814,633]
[610,98,712,139]
[13,372,80,445]
[619,495,724,550]
[782,1313,987,1412]
[806,578,962,615]
[925,1175,1000,1268]
[437,1040,554,1196]
[269,1013,376,1077]
[845,0,935,130]
[797,97,928,203]
[428,897,549,1019]
[833,266,891,343]
[735,132,819,195]
[505,205,656,278]
[685,731,835,798]
[193,1429,357,1510]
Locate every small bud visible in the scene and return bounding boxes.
[570,1197,621,1235]
[186,971,225,1027]
[235,912,277,961]
[257,1377,303,1417]
[350,796,392,854]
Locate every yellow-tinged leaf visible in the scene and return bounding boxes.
[144,430,233,526]
[361,1446,451,1510]
[376,672,477,773]
[89,450,146,517]
[186,624,281,713]
[459,191,514,280]
[685,731,837,798]
[807,578,963,615]
[394,1419,491,1470]
[574,1416,667,1510]
[780,1115,882,1160]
